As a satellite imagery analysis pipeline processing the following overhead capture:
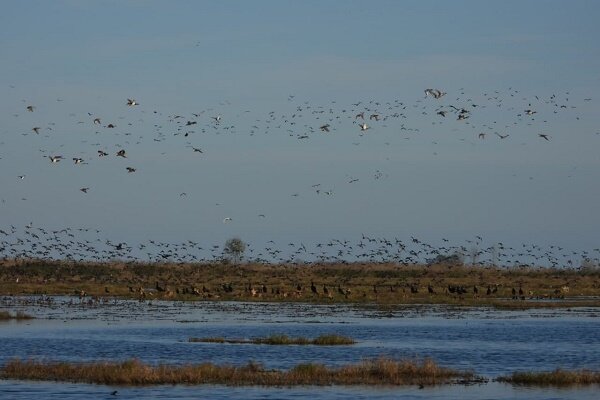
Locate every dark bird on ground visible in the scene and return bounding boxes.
[311,281,318,294]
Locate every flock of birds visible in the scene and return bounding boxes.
[1,85,597,265]
[0,223,598,269]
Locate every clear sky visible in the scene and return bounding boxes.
[1,1,599,261]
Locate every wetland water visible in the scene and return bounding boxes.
[1,296,599,399]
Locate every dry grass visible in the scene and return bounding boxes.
[498,369,600,386]
[189,334,355,346]
[1,258,599,307]
[0,357,474,386]
[0,310,34,320]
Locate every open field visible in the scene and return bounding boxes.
[0,357,476,386]
[1,259,599,307]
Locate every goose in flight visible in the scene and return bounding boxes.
[116,149,127,158]
[127,98,138,106]
[222,217,232,223]
[17,175,25,180]
[495,133,509,139]
[49,155,63,163]
[524,109,537,116]
[320,124,330,132]
[538,133,550,141]
[98,150,109,157]
[212,115,222,123]
[73,157,84,164]
[93,118,101,125]
[359,122,369,131]
[424,88,446,99]
[26,105,35,112]
[32,127,41,134]
[192,147,203,153]
[80,187,89,193]
[369,114,380,121]
[355,112,365,120]
[126,167,136,173]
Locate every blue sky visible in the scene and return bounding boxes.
[1,1,599,261]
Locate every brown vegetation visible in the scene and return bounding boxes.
[189,334,355,345]
[1,258,599,307]
[0,310,34,320]
[498,369,600,386]
[0,357,475,386]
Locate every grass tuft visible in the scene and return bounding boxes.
[498,369,600,386]
[0,311,34,320]
[189,334,355,346]
[0,357,474,386]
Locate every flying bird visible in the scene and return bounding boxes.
[424,88,446,99]
[222,217,232,223]
[127,99,138,106]
[320,124,330,132]
[49,155,63,163]
[359,123,369,131]
[126,167,136,173]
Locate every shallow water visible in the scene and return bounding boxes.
[1,296,599,399]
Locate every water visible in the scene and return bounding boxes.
[1,296,599,399]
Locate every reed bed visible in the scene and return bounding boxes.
[0,311,34,320]
[1,357,474,386]
[498,369,600,386]
[189,334,355,346]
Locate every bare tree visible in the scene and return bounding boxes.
[223,237,246,264]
